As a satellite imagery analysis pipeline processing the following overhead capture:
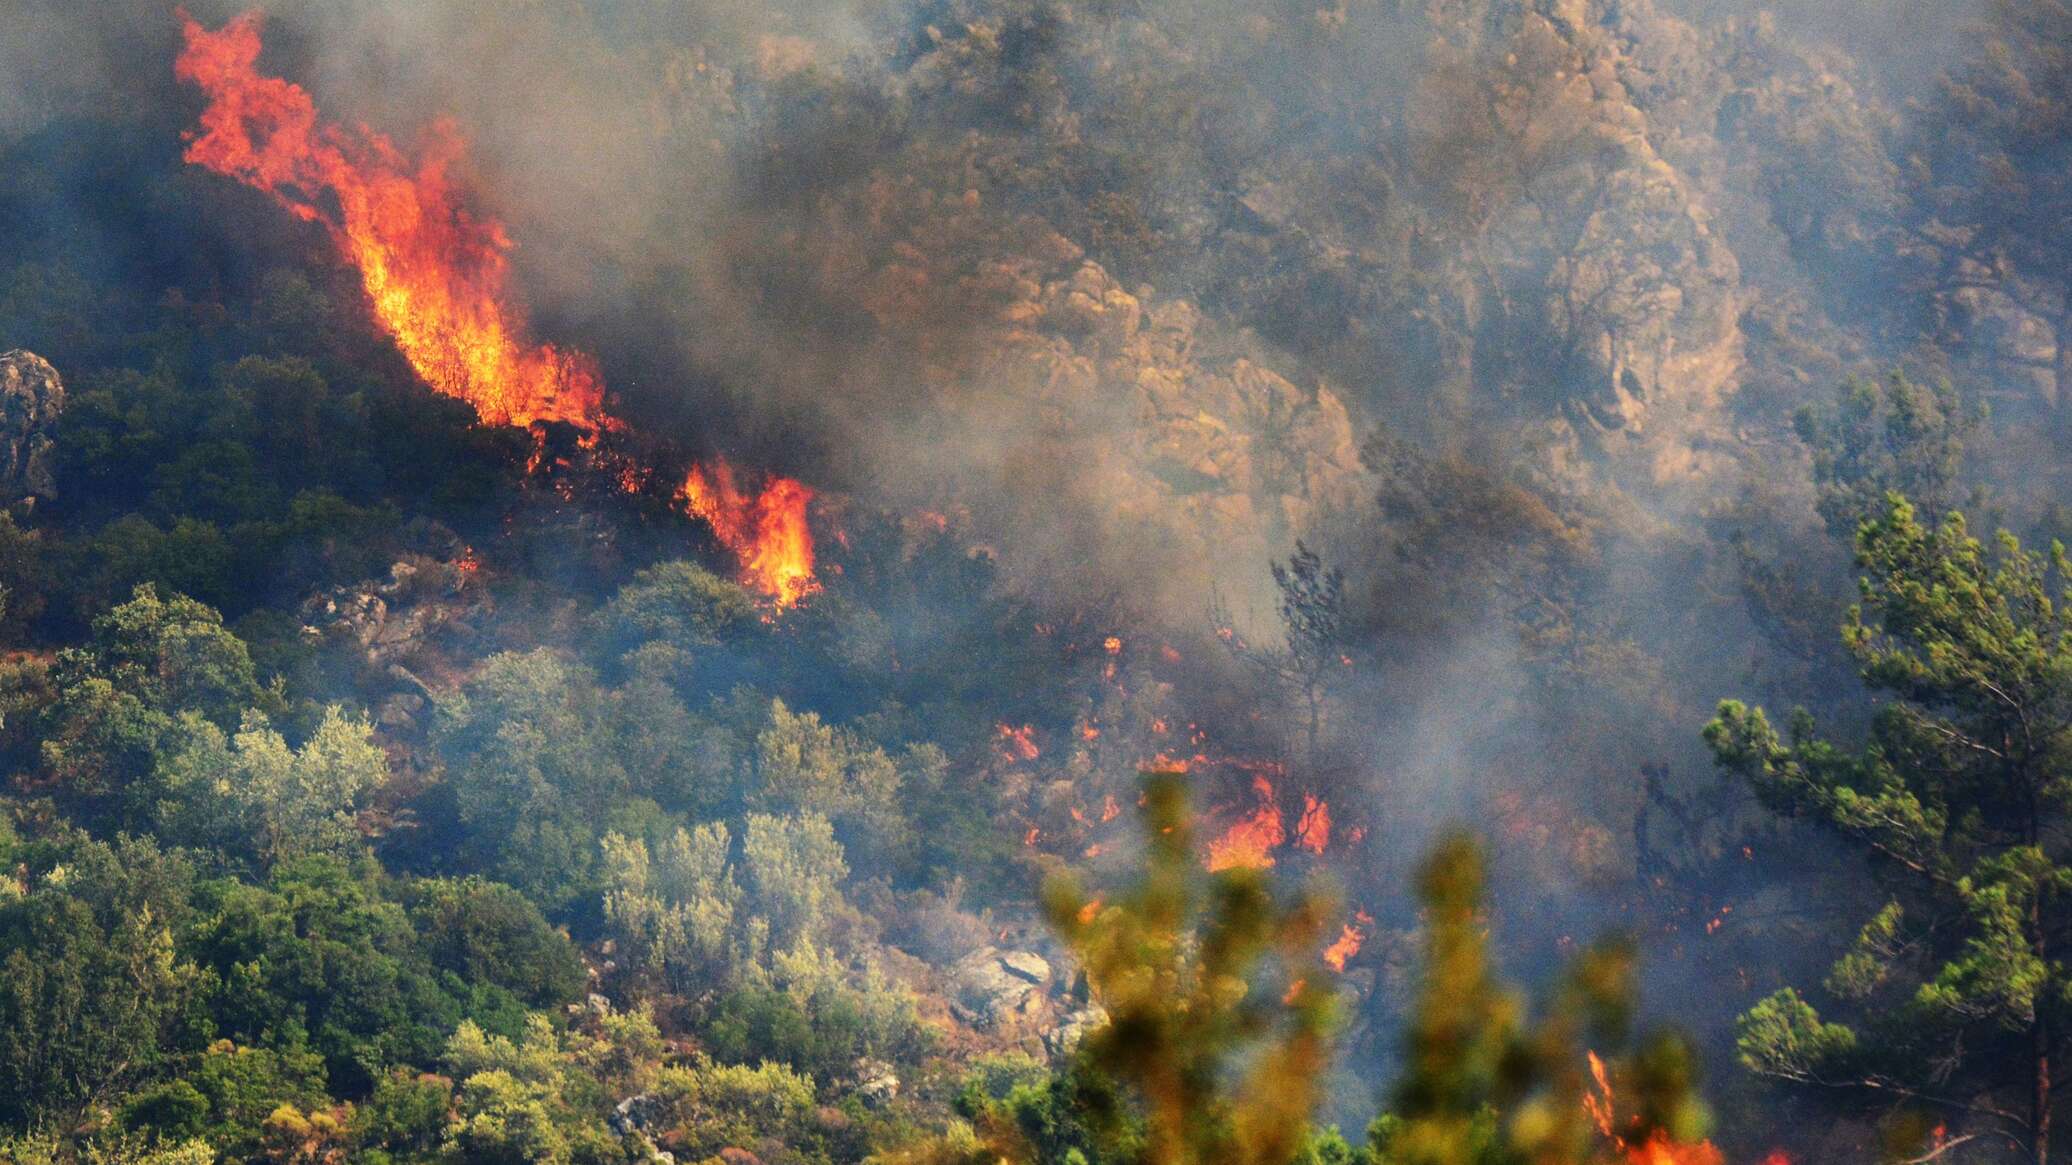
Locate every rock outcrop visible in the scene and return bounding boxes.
[791,182,1365,612]
[948,946,1055,1031]
[299,547,486,730]
[0,350,64,507]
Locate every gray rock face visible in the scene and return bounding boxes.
[299,553,483,730]
[851,1057,900,1109]
[1043,1004,1108,1061]
[949,947,1053,1030]
[997,950,1051,986]
[0,350,64,506]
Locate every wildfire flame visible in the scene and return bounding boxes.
[1205,776,1288,872]
[175,11,820,608]
[996,723,1040,762]
[1199,769,1342,873]
[1322,909,1372,972]
[678,460,819,609]
[1293,793,1332,853]
[1585,1051,1727,1165]
[175,11,611,434]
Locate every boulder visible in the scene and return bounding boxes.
[949,947,1053,1030]
[0,350,64,506]
[851,1057,900,1109]
[998,950,1051,986]
[1043,1004,1109,1060]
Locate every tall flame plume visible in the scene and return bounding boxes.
[175,11,610,433]
[174,11,816,607]
[678,460,820,609]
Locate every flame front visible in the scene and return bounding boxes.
[678,459,820,610]
[1204,776,1289,872]
[175,12,820,608]
[175,12,612,433]
[1322,910,1372,972]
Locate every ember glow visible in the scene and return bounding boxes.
[175,11,820,608]
[996,723,1040,762]
[1204,775,1288,871]
[1293,793,1332,853]
[1322,909,1372,972]
[1199,768,1344,872]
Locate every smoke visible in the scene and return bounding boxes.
[0,0,2030,1139]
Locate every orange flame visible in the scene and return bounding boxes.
[1322,910,1372,972]
[1585,1051,1726,1165]
[1293,794,1332,853]
[1205,776,1287,872]
[177,13,820,609]
[677,459,819,608]
[996,723,1040,762]
[175,11,613,434]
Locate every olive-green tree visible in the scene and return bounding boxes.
[1372,835,1708,1165]
[1039,771,1338,1165]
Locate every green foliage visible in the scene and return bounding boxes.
[32,585,260,811]
[1732,989,1859,1085]
[119,1041,328,1160]
[182,856,528,1097]
[1372,836,1707,1165]
[652,1054,820,1160]
[1037,771,1338,1165]
[432,650,631,910]
[155,706,387,864]
[405,878,588,1009]
[0,834,197,1128]
[0,1131,217,1165]
[602,811,930,1082]
[595,560,760,657]
[754,701,911,864]
[438,1013,635,1165]
[602,823,740,989]
[1707,493,2072,1157]
[1793,372,1984,538]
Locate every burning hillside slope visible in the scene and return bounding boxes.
[174,9,817,607]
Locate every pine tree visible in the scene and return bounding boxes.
[1709,494,2072,1163]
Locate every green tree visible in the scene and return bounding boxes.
[32,585,267,823]
[183,856,527,1096]
[0,834,198,1128]
[753,700,910,864]
[1793,372,1984,538]
[156,706,387,865]
[594,560,759,659]
[119,1040,328,1161]
[740,811,849,953]
[649,1054,820,1162]
[405,877,588,1009]
[432,650,628,910]
[601,823,740,990]
[1708,494,2072,1163]
[1037,771,1339,1165]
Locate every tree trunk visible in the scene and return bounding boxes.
[2038,1016,2053,1165]
[2035,878,2053,1165]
